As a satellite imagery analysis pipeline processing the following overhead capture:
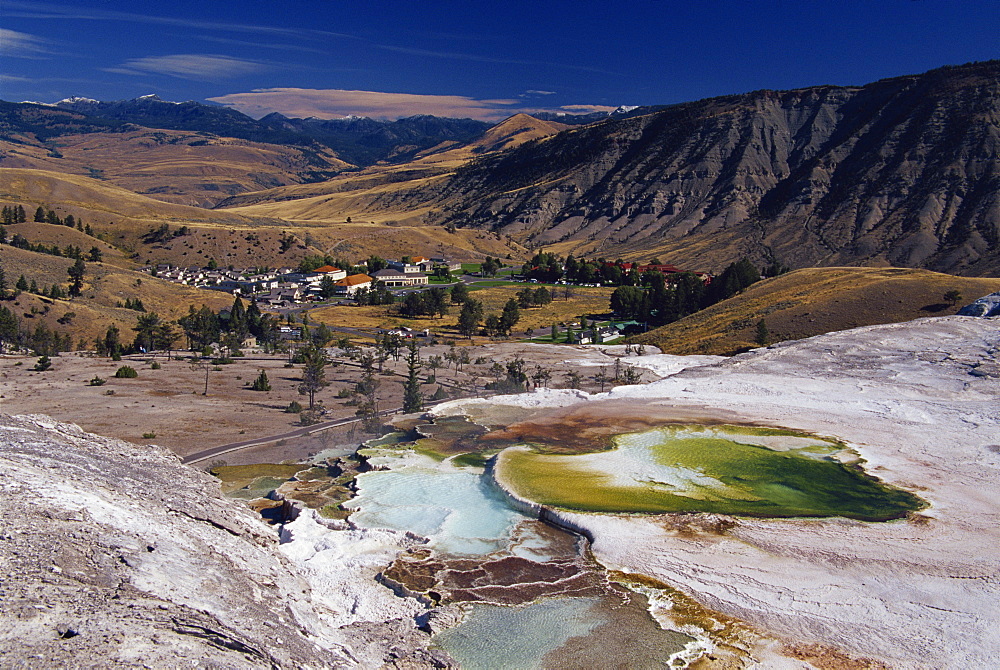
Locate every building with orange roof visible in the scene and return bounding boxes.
[334,273,373,296]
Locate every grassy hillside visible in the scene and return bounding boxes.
[0,244,232,347]
[0,129,348,207]
[633,267,1000,355]
[215,114,570,225]
[0,168,526,267]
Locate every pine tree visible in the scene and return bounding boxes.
[450,282,469,304]
[251,369,272,391]
[755,319,770,346]
[67,257,85,297]
[499,299,520,336]
[0,305,18,353]
[401,340,423,413]
[298,344,328,410]
[457,298,483,338]
[34,206,45,223]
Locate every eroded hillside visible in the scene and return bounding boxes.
[421,62,1000,276]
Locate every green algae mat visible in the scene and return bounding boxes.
[493,424,924,521]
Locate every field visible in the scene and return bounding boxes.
[0,340,638,463]
[308,284,615,336]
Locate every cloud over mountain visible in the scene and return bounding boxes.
[208,87,615,121]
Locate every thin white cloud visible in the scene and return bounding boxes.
[524,90,557,96]
[3,1,352,40]
[106,54,266,80]
[193,35,330,55]
[374,44,620,76]
[0,28,52,58]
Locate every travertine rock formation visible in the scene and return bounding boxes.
[0,414,449,668]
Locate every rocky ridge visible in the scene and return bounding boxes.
[421,61,1000,275]
[0,414,450,668]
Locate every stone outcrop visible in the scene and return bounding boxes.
[0,414,448,668]
[958,290,1000,317]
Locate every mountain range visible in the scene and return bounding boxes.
[2,60,999,275]
[37,95,492,168]
[415,60,1000,276]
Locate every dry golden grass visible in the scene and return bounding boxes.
[0,244,232,345]
[1,130,349,207]
[0,168,247,224]
[633,267,1000,355]
[216,113,570,221]
[309,284,614,335]
[1,168,528,270]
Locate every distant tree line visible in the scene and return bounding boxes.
[1,206,26,224]
[609,258,767,326]
[142,223,189,244]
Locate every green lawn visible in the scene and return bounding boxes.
[467,280,524,289]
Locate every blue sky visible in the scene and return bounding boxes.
[2,0,998,121]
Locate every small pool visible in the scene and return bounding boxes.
[493,424,924,521]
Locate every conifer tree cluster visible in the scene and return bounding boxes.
[1,205,26,224]
[609,258,763,326]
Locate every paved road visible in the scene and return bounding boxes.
[182,411,380,465]
[181,395,472,465]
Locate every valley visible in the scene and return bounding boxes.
[2,55,999,669]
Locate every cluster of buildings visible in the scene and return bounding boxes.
[140,256,464,307]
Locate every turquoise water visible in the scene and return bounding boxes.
[344,466,530,556]
[433,598,603,670]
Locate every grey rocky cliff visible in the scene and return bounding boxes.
[419,61,1000,276]
[0,414,450,668]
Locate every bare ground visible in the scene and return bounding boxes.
[0,342,640,465]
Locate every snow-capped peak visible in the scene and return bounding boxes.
[56,96,99,105]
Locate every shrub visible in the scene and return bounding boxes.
[251,370,271,391]
[150,361,161,370]
[299,411,320,426]
[142,431,156,439]
[114,365,138,378]
[211,357,234,365]
[32,356,52,372]
[88,376,107,386]
[430,386,448,400]
[284,400,303,413]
